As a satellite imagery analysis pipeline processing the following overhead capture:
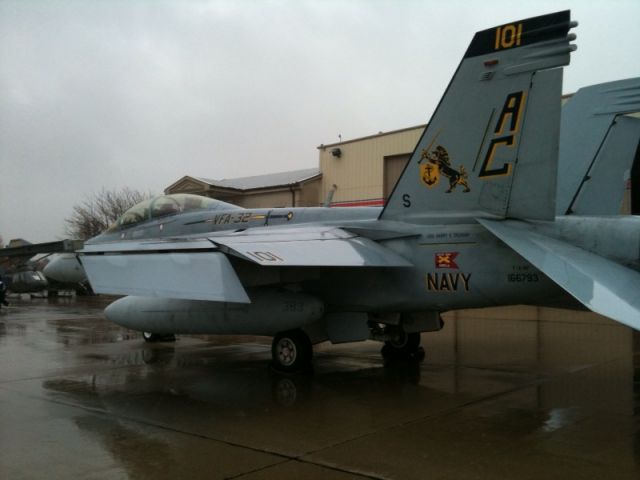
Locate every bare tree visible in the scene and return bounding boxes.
[65,187,153,240]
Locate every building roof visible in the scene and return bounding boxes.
[196,167,321,191]
[318,124,426,149]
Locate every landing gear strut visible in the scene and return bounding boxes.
[271,329,313,373]
[381,328,425,361]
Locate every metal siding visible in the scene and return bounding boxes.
[235,191,293,208]
[384,154,411,199]
[320,127,423,205]
[298,178,322,206]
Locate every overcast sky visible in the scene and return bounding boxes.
[1,0,639,243]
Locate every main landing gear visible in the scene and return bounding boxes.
[380,328,425,362]
[271,329,313,373]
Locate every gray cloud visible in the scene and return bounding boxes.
[1,0,639,242]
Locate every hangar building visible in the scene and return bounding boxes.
[164,124,426,209]
[165,168,321,208]
[165,119,638,215]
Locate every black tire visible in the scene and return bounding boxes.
[142,332,176,343]
[271,329,312,373]
[382,331,424,360]
[388,330,420,350]
[142,332,160,342]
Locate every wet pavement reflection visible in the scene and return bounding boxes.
[0,298,638,479]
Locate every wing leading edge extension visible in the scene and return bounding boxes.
[478,218,640,331]
[209,226,413,267]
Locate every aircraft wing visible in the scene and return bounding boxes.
[0,239,83,258]
[80,226,412,302]
[478,218,640,330]
[209,225,413,267]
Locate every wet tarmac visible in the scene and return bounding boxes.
[0,296,639,480]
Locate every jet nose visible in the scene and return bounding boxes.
[43,254,87,283]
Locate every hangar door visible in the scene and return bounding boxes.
[384,154,411,201]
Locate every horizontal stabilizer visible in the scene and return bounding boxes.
[210,226,413,267]
[81,252,250,303]
[478,218,640,331]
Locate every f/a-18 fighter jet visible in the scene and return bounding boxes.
[79,11,640,372]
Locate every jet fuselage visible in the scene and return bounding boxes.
[84,205,640,315]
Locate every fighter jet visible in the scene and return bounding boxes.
[0,239,49,294]
[43,253,89,286]
[77,11,640,372]
[0,239,85,295]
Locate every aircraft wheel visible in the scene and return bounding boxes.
[142,332,176,343]
[382,331,424,361]
[271,329,312,373]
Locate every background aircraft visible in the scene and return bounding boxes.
[0,239,84,295]
[0,239,49,295]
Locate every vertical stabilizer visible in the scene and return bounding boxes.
[557,78,640,215]
[381,11,576,222]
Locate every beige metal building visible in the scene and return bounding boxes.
[318,125,425,207]
[163,125,426,209]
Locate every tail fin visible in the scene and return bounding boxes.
[556,78,640,215]
[381,11,577,222]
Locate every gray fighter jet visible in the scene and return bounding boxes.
[78,11,640,372]
[1,239,50,295]
[0,239,85,294]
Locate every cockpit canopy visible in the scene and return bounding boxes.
[106,194,240,232]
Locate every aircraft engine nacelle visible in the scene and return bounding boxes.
[104,289,324,336]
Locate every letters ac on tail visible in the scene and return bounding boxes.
[479,91,527,178]
[418,89,526,192]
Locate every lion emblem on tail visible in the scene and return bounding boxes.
[420,145,471,193]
